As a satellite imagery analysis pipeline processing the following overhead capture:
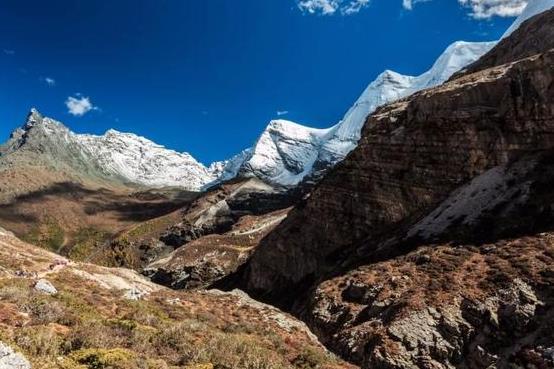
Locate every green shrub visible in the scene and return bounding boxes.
[15,326,63,357]
[67,348,138,369]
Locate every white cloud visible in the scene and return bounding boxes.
[297,0,370,15]
[3,49,15,55]
[277,110,289,116]
[65,95,98,117]
[404,0,528,18]
[402,0,432,10]
[40,77,56,86]
[342,0,371,14]
[458,0,528,19]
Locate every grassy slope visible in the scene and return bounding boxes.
[0,229,353,369]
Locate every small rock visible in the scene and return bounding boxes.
[342,282,383,304]
[415,254,431,265]
[543,347,554,361]
[124,288,146,300]
[481,245,496,254]
[34,279,57,295]
[0,341,31,369]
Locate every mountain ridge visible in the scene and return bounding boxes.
[217,40,497,186]
[3,2,552,193]
[1,109,221,191]
[0,41,498,192]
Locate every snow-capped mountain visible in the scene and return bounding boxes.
[5,2,550,192]
[502,0,554,38]
[218,41,495,187]
[1,109,219,191]
[218,0,553,188]
[314,40,496,169]
[216,120,333,187]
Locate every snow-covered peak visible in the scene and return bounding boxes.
[312,40,495,171]
[420,41,498,85]
[214,120,332,187]
[3,109,220,191]
[502,0,554,38]
[215,40,496,188]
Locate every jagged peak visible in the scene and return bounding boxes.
[24,108,44,128]
[265,119,331,139]
[105,128,123,136]
[28,107,42,118]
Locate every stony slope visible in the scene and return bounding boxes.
[88,178,298,286]
[0,227,352,369]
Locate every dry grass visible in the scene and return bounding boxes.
[0,239,349,369]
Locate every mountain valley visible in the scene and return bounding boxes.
[1,1,554,369]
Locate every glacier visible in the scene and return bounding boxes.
[218,0,554,188]
[218,40,496,187]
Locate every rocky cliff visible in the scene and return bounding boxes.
[238,8,554,368]
[245,8,554,304]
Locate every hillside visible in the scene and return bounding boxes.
[0,226,352,369]
[237,7,554,368]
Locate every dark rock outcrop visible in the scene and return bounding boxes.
[144,208,290,290]
[159,178,298,249]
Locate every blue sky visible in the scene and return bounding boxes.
[0,0,518,164]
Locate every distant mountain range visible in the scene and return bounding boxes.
[0,0,549,192]
[0,109,222,190]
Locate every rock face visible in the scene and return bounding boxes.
[0,342,30,369]
[244,9,554,305]
[144,208,290,290]
[160,179,297,249]
[233,8,554,368]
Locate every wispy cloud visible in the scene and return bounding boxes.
[65,95,98,117]
[40,77,56,87]
[297,0,370,15]
[277,110,289,116]
[404,0,528,18]
[402,0,431,11]
[458,0,528,19]
[299,0,528,17]
[3,49,15,55]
